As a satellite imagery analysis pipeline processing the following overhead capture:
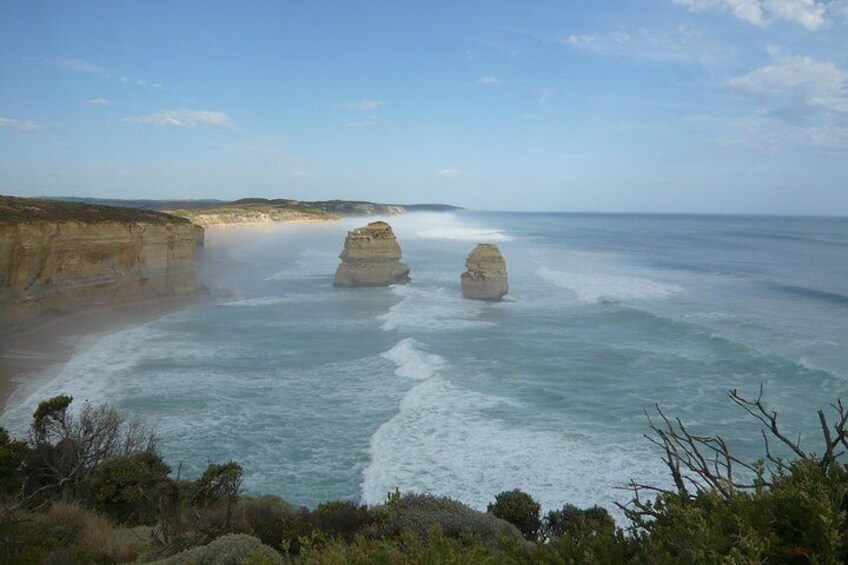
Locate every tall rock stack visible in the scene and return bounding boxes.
[461,244,508,301]
[333,221,411,287]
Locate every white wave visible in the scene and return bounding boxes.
[381,338,444,381]
[223,294,325,307]
[0,324,165,431]
[377,285,495,332]
[417,226,513,242]
[361,375,669,520]
[536,266,683,303]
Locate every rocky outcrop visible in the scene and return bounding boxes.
[333,221,410,287]
[0,196,204,323]
[461,244,508,301]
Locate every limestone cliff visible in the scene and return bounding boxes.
[0,196,204,323]
[333,221,410,287]
[461,244,508,301]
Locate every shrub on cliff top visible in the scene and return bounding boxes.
[487,489,541,541]
[146,533,282,564]
[365,493,522,547]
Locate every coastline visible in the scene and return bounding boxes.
[0,294,205,416]
[0,218,338,417]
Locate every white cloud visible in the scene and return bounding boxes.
[0,116,44,132]
[478,75,504,85]
[347,119,377,128]
[121,109,235,129]
[437,168,462,178]
[672,0,834,30]
[563,26,727,65]
[89,97,110,106]
[728,54,848,112]
[50,58,106,73]
[333,99,383,111]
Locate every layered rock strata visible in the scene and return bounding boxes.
[0,196,204,323]
[461,244,508,301]
[333,221,410,287]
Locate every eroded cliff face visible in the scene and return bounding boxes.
[0,197,204,323]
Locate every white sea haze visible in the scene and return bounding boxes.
[3,211,847,520]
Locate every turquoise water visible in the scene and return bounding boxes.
[4,212,848,516]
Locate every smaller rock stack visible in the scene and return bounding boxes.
[333,221,411,287]
[461,244,508,301]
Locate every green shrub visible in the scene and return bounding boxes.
[366,493,522,547]
[89,451,172,525]
[313,499,371,542]
[297,525,529,565]
[487,489,541,541]
[0,427,28,495]
[146,533,282,564]
[241,494,295,547]
[542,503,616,541]
[279,507,319,555]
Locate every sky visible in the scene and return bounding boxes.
[1,0,847,214]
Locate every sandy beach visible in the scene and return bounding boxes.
[0,295,206,415]
[0,220,339,417]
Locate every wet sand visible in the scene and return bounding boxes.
[0,295,204,414]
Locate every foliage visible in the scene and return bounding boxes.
[313,499,372,542]
[296,525,530,564]
[542,503,616,541]
[241,494,295,547]
[0,427,28,495]
[89,450,172,525]
[193,461,244,506]
[25,395,158,498]
[366,493,523,547]
[146,533,282,564]
[487,489,542,541]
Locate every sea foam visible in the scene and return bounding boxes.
[536,266,683,303]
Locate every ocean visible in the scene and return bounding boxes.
[3,211,847,517]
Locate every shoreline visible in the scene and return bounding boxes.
[0,294,205,416]
[0,218,339,417]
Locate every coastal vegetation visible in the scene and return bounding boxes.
[1,389,846,563]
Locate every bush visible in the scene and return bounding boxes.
[89,451,172,525]
[487,489,541,541]
[366,493,522,547]
[542,503,616,541]
[146,533,282,564]
[313,499,371,542]
[279,507,318,555]
[0,427,28,495]
[297,525,530,564]
[242,494,295,547]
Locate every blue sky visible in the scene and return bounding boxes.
[1,0,847,213]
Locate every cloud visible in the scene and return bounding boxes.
[0,116,44,132]
[333,99,383,111]
[49,58,106,73]
[478,75,504,85]
[563,26,728,65]
[437,168,462,178]
[89,98,110,106]
[728,54,848,112]
[121,109,235,129]
[671,0,833,30]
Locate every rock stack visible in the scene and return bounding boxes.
[333,221,411,287]
[461,244,508,301]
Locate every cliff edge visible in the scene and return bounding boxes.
[0,196,204,325]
